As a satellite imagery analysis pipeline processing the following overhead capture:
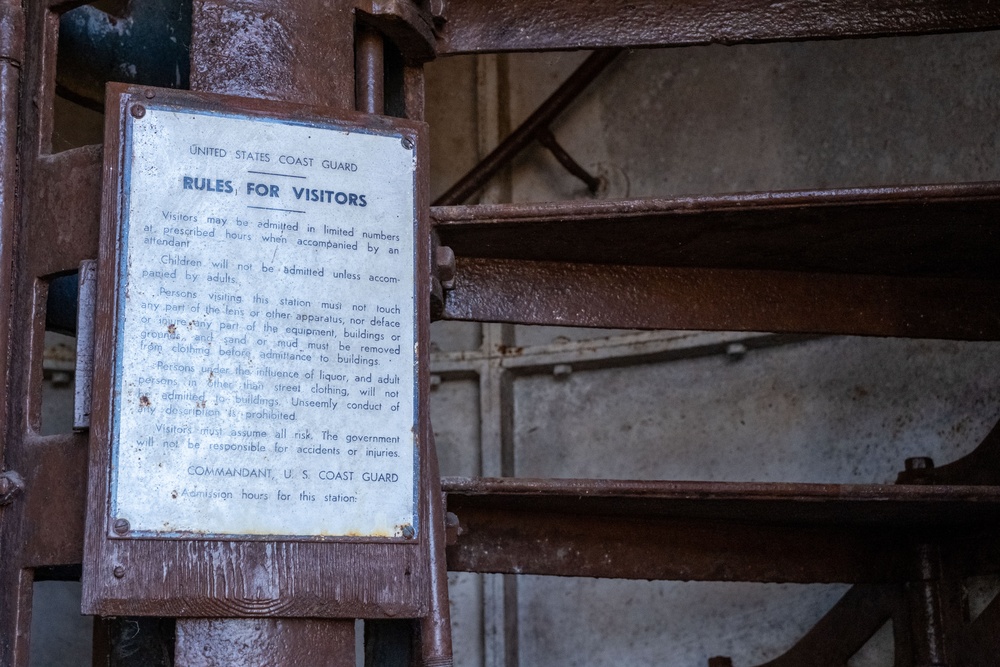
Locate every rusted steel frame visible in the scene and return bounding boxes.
[356,25,385,114]
[0,1,92,664]
[443,478,1000,583]
[755,584,912,667]
[443,257,1000,341]
[433,0,1000,54]
[432,183,1000,278]
[0,0,23,449]
[433,48,622,205]
[0,3,22,659]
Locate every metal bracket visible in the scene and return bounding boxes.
[0,470,24,506]
[357,0,436,63]
[430,232,455,320]
[74,259,98,431]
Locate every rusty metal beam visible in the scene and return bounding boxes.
[443,477,1000,584]
[433,185,1000,339]
[434,0,1000,54]
[442,257,1000,340]
[432,184,1000,278]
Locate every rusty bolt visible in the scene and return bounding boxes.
[401,136,414,150]
[113,565,126,579]
[553,364,573,379]
[131,104,146,119]
[113,518,131,535]
[445,511,462,546]
[144,89,156,99]
[401,524,415,538]
[726,342,748,360]
[905,457,935,471]
[435,245,456,286]
[428,0,447,22]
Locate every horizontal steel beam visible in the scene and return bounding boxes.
[444,477,1000,583]
[442,257,1000,340]
[432,184,1000,279]
[434,0,1000,54]
[434,185,1000,339]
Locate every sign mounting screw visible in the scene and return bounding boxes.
[113,518,131,535]
[131,105,146,119]
[401,136,413,150]
[112,565,126,579]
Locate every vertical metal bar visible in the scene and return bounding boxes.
[421,434,454,667]
[909,543,949,667]
[355,26,384,115]
[403,65,425,122]
[0,0,22,450]
[185,2,361,661]
[0,1,26,663]
[74,260,97,431]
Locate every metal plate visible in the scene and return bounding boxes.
[82,84,431,618]
[112,100,417,539]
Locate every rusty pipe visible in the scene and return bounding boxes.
[420,432,454,667]
[355,26,384,114]
[433,48,622,205]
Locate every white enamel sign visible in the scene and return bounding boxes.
[111,105,417,538]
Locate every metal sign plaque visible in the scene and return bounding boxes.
[84,85,430,618]
[111,99,418,538]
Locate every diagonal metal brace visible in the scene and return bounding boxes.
[0,470,24,506]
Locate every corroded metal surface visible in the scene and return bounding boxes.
[442,256,1000,340]
[443,476,1000,583]
[191,0,354,107]
[175,618,355,667]
[434,0,1000,54]
[432,183,1000,276]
